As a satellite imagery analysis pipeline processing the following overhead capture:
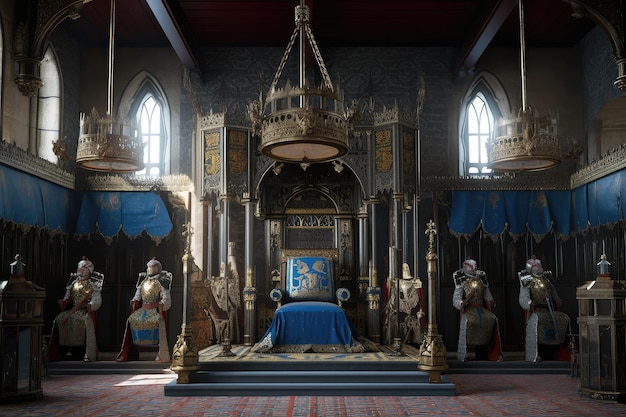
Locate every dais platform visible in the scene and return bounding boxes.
[47,344,570,397]
[165,343,455,397]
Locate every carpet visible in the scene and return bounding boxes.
[2,373,624,416]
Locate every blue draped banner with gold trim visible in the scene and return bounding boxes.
[449,170,626,239]
[573,185,588,232]
[449,189,572,239]
[586,170,625,228]
[75,191,173,241]
[0,164,73,233]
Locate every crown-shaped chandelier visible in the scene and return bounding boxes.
[248,1,349,167]
[75,0,144,173]
[488,0,561,172]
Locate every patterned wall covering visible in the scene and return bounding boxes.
[182,46,455,181]
[580,25,623,133]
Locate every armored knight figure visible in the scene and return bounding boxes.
[453,258,503,362]
[116,257,173,362]
[383,263,425,346]
[48,257,104,362]
[518,256,571,362]
[518,255,571,362]
[205,258,242,345]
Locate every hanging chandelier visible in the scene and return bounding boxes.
[75,0,144,173]
[248,1,349,167]
[487,0,561,172]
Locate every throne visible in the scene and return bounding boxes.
[253,249,363,353]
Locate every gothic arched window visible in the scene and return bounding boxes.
[120,74,171,177]
[465,93,493,175]
[459,73,508,176]
[38,46,61,163]
[136,93,164,176]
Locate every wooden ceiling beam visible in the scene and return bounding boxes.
[146,0,200,73]
[455,0,518,77]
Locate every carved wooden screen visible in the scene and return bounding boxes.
[284,190,336,249]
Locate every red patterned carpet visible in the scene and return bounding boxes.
[1,373,624,416]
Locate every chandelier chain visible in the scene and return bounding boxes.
[303,24,333,91]
[269,4,334,93]
[269,26,300,92]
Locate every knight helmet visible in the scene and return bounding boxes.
[525,255,544,277]
[147,257,162,276]
[77,256,94,278]
[462,257,478,277]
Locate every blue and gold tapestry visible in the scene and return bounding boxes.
[286,256,334,302]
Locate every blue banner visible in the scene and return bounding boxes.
[482,191,507,236]
[75,191,173,239]
[0,164,72,232]
[572,185,588,233]
[449,189,573,238]
[546,190,571,236]
[527,191,552,236]
[448,191,485,236]
[587,171,624,227]
[503,190,532,236]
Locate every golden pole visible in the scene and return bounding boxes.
[417,219,448,383]
[170,221,200,383]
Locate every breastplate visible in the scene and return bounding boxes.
[70,279,93,305]
[462,276,485,305]
[529,276,550,303]
[140,278,162,304]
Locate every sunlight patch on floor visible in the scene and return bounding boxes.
[115,373,177,386]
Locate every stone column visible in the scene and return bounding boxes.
[357,204,370,297]
[242,193,256,346]
[366,197,381,343]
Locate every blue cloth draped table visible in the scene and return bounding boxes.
[253,301,359,353]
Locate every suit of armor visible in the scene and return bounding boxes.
[518,256,571,362]
[49,257,104,362]
[452,258,503,362]
[383,263,425,345]
[116,258,172,362]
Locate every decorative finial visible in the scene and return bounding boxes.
[425,219,437,252]
[182,222,194,253]
[10,254,26,278]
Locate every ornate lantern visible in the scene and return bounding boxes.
[487,0,561,172]
[576,253,626,401]
[248,1,351,169]
[74,0,144,173]
[0,255,46,403]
